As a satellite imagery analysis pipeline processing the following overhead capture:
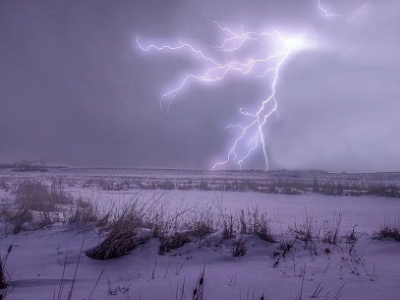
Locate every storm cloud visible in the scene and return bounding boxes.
[0,0,399,172]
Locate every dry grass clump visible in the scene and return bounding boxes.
[88,199,197,259]
[244,208,275,242]
[102,175,400,199]
[14,179,73,212]
[67,199,100,225]
[217,206,275,243]
[367,184,400,198]
[0,243,13,298]
[87,204,145,260]
[159,232,191,255]
[287,212,343,258]
[189,220,215,238]
[87,196,276,259]
[1,180,102,232]
[98,179,132,191]
[378,218,400,242]
[0,179,9,191]
[231,237,247,257]
[321,213,342,245]
[289,213,318,243]
[0,259,7,290]
[187,209,215,238]
[0,203,33,234]
[273,237,296,267]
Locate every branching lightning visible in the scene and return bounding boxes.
[137,1,365,170]
[137,22,309,170]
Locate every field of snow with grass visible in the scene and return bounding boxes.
[0,168,399,300]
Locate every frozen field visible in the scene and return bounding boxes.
[2,167,400,196]
[0,169,399,300]
[3,167,400,185]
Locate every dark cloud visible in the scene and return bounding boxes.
[0,0,399,172]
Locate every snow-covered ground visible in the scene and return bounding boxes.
[0,169,399,300]
[2,167,400,193]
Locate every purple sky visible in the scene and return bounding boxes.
[1,0,399,172]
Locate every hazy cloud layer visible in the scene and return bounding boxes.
[0,0,399,172]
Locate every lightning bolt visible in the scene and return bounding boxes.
[317,0,369,22]
[317,0,343,18]
[137,22,308,170]
[137,0,362,170]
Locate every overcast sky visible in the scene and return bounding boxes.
[1,0,399,172]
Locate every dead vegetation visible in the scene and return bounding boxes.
[231,237,247,257]
[288,212,342,245]
[0,242,13,299]
[159,232,191,255]
[87,205,143,260]
[85,195,275,260]
[80,175,400,198]
[321,213,342,245]
[13,180,73,212]
[0,180,102,233]
[0,179,9,191]
[4,164,400,200]
[215,197,275,243]
[0,259,6,291]
[273,212,343,267]
[378,217,400,242]
[67,199,100,225]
